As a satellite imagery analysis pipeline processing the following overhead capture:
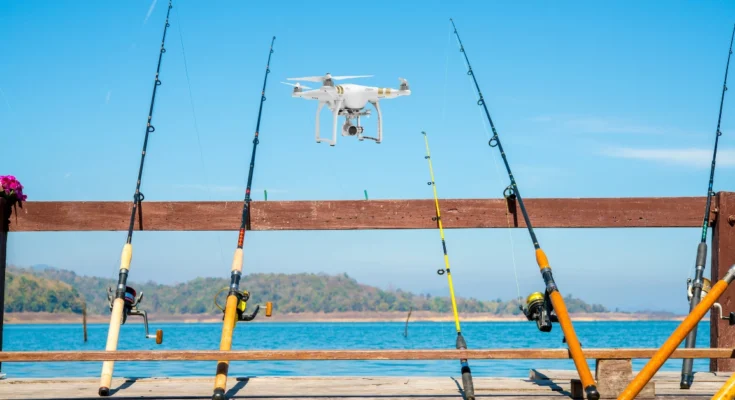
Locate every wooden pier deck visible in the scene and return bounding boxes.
[0,372,729,399]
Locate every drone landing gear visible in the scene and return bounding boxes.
[314,102,335,146]
[107,286,163,344]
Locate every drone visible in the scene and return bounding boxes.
[282,73,411,146]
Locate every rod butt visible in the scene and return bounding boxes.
[585,385,599,400]
[461,363,475,400]
[681,373,694,389]
[212,388,226,400]
[98,387,110,397]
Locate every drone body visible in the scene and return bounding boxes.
[282,73,411,146]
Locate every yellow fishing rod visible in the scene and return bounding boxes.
[422,131,475,400]
[449,18,598,400]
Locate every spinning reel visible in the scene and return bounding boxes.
[687,277,735,325]
[106,286,163,344]
[520,291,558,332]
[214,288,273,322]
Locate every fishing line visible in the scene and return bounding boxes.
[422,130,475,400]
[447,21,523,303]
[174,3,226,268]
[680,24,735,390]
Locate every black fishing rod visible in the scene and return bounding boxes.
[213,36,276,400]
[98,1,173,396]
[449,18,599,400]
[681,24,735,390]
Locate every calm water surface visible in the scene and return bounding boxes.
[3,321,710,378]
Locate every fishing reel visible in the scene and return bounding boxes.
[106,286,163,344]
[520,291,558,332]
[215,288,273,322]
[686,277,735,325]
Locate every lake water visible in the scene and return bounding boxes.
[2,321,711,378]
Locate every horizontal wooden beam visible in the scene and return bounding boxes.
[1,348,734,362]
[8,196,717,232]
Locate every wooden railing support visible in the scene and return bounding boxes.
[712,192,735,372]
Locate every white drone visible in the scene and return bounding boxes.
[282,73,411,146]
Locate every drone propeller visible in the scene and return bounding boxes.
[281,82,312,89]
[398,77,410,90]
[286,73,373,84]
[331,75,374,81]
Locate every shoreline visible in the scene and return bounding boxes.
[3,311,685,324]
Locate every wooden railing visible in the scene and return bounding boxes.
[3,192,735,371]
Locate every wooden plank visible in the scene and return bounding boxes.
[1,348,735,362]
[0,375,725,400]
[712,192,735,372]
[8,197,716,232]
[529,369,725,382]
[0,376,575,400]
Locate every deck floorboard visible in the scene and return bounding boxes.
[0,373,730,399]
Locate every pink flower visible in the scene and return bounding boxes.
[0,175,27,204]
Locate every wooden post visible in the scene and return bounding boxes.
[0,197,8,374]
[711,192,735,372]
[82,302,88,343]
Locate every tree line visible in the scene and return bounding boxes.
[5,266,608,315]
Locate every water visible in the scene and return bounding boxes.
[3,321,710,378]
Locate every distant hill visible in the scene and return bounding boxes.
[7,266,608,316]
[6,267,85,313]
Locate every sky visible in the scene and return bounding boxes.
[2,0,735,313]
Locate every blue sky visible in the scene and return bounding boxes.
[2,0,735,313]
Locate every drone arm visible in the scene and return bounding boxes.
[315,102,326,143]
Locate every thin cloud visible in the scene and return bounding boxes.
[603,147,735,168]
[105,90,111,105]
[143,0,158,24]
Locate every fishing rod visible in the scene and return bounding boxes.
[621,264,735,400]
[422,131,475,400]
[98,2,172,396]
[681,23,735,390]
[448,19,599,400]
[212,36,276,400]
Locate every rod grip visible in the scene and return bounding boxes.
[696,242,708,268]
[120,243,133,271]
[213,295,240,394]
[712,369,735,399]
[99,297,125,395]
[535,248,549,270]
[548,291,596,393]
[231,248,243,273]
